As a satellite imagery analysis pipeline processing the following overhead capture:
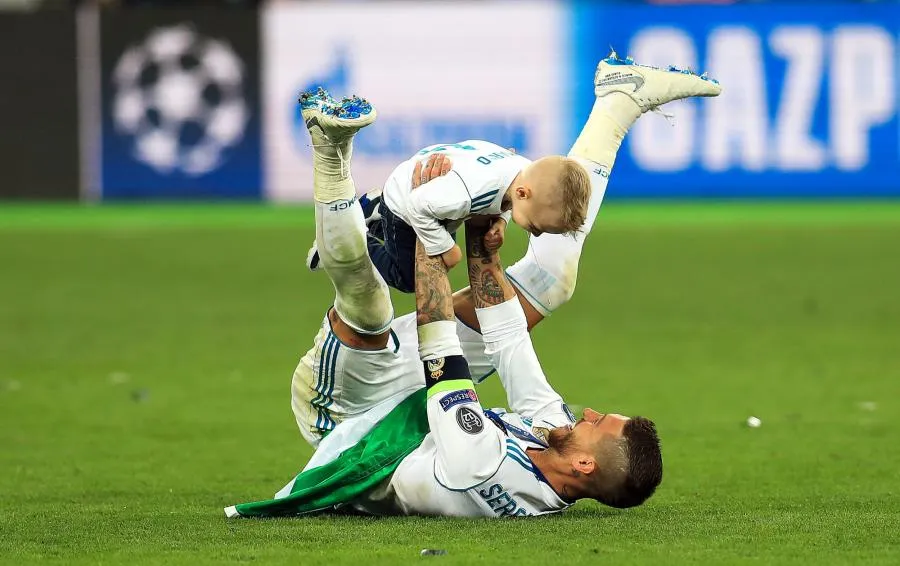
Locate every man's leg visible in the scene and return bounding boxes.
[504,53,721,326]
[301,90,393,337]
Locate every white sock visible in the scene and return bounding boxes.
[568,93,641,172]
[315,200,393,334]
[505,160,610,316]
[311,131,357,203]
[418,320,465,362]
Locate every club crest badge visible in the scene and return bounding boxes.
[456,406,484,434]
[427,357,445,379]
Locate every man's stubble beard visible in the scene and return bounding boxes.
[547,426,578,456]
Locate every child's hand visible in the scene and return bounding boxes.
[440,244,463,269]
[484,218,507,253]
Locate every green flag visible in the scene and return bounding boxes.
[227,388,428,518]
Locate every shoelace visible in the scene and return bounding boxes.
[651,107,676,126]
[309,141,349,179]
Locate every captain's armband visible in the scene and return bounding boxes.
[423,355,471,390]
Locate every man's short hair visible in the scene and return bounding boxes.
[592,416,663,509]
[557,158,591,233]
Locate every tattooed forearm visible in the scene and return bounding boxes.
[478,270,505,304]
[465,222,493,264]
[415,240,454,326]
[464,220,516,309]
[467,263,510,308]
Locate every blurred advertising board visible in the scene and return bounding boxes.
[99,9,262,199]
[262,1,569,201]
[0,12,79,200]
[572,3,900,197]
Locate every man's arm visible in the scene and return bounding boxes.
[464,219,516,308]
[452,273,546,332]
[463,221,571,426]
[408,154,541,330]
[414,239,505,489]
[414,239,455,328]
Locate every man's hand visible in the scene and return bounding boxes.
[412,153,453,189]
[440,244,463,269]
[484,217,507,253]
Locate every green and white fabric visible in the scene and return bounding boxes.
[225,388,428,518]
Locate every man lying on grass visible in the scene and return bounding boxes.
[226,53,721,517]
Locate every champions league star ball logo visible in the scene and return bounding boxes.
[111,25,249,176]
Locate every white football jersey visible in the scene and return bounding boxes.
[382,140,531,256]
[354,298,577,518]
[356,403,574,517]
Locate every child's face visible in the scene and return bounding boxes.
[510,185,568,237]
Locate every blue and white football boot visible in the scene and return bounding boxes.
[594,51,721,112]
[298,87,377,146]
[300,88,377,272]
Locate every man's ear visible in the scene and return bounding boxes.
[515,186,530,200]
[572,453,596,476]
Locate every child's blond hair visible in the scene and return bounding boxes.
[555,158,592,233]
[529,156,591,233]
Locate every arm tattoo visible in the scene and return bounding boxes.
[465,225,493,265]
[464,221,515,309]
[414,240,454,327]
[478,270,505,304]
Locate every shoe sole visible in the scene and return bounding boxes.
[299,87,377,138]
[595,51,722,100]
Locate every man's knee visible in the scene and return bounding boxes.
[329,306,392,348]
[558,277,577,305]
[537,275,577,314]
[332,262,394,335]
[506,258,578,316]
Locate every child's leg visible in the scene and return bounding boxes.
[366,202,417,293]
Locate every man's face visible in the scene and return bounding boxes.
[547,408,630,455]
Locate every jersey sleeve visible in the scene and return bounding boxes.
[406,171,472,256]
[499,209,512,226]
[426,378,505,491]
[475,298,566,420]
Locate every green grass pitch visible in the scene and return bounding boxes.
[1,202,899,565]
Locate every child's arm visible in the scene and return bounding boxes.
[406,172,471,258]
[440,244,463,269]
[484,217,507,253]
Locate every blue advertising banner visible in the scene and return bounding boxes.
[571,2,900,197]
[100,9,261,199]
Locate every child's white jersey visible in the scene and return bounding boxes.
[382,140,531,256]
